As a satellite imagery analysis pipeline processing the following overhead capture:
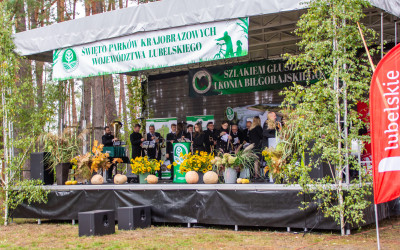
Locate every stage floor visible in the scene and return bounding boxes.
[41,183,303,191]
[13,183,389,231]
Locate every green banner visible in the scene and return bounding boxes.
[189,59,322,96]
[173,142,191,183]
[186,115,214,130]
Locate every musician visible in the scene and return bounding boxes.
[217,121,231,153]
[166,124,178,162]
[130,124,145,159]
[193,122,206,153]
[102,126,118,147]
[230,124,243,151]
[204,122,218,153]
[185,124,194,141]
[146,125,163,160]
[243,120,252,143]
[262,112,281,149]
[177,122,186,141]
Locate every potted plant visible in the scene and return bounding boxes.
[212,153,238,184]
[71,140,117,183]
[130,156,162,184]
[177,151,214,184]
[234,144,258,179]
[40,129,81,185]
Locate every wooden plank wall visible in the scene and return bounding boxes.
[148,71,284,127]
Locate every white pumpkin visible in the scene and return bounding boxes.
[185,171,199,184]
[114,174,127,184]
[203,171,219,184]
[91,174,104,185]
[145,174,159,184]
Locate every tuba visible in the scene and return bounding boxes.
[110,121,122,140]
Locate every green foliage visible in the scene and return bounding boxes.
[6,179,50,211]
[40,129,83,172]
[279,0,376,234]
[0,1,52,225]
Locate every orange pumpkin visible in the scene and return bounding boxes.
[91,174,104,185]
[185,171,199,184]
[203,171,219,184]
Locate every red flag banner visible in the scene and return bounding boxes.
[370,43,400,204]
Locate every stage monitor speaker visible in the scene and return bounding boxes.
[30,152,54,185]
[117,206,151,230]
[78,210,115,237]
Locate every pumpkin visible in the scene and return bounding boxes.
[114,174,127,184]
[203,171,218,184]
[185,171,199,184]
[91,174,104,185]
[236,178,242,184]
[71,180,78,185]
[65,180,72,185]
[145,174,158,184]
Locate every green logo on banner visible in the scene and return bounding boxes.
[226,107,234,121]
[192,70,212,94]
[62,48,79,73]
[174,144,189,164]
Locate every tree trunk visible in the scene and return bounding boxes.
[36,62,44,110]
[92,76,105,142]
[119,75,128,142]
[103,75,117,126]
[70,80,78,125]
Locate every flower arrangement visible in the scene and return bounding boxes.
[211,153,237,170]
[130,156,162,174]
[262,146,284,176]
[177,151,214,174]
[211,144,258,171]
[70,140,116,180]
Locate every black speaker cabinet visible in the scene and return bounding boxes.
[117,206,151,230]
[78,210,115,237]
[30,152,54,185]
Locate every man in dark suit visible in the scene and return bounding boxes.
[230,124,244,152]
[166,123,177,180]
[146,125,163,160]
[166,123,177,162]
[204,122,218,153]
[130,124,144,160]
[102,126,117,147]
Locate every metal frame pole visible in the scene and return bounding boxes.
[381,12,384,59]
[374,204,381,250]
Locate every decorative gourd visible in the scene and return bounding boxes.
[71,180,78,185]
[203,171,218,184]
[145,174,158,184]
[236,178,242,184]
[65,180,72,185]
[241,178,250,184]
[91,174,104,185]
[114,174,127,184]
[185,171,199,184]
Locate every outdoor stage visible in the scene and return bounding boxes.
[12,183,391,231]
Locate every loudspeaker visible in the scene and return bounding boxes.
[78,210,115,237]
[117,206,151,230]
[30,152,54,185]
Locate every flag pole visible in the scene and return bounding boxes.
[357,22,375,72]
[374,204,381,250]
[357,21,380,249]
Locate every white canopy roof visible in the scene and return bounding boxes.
[13,0,400,61]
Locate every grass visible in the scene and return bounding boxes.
[0,217,399,249]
